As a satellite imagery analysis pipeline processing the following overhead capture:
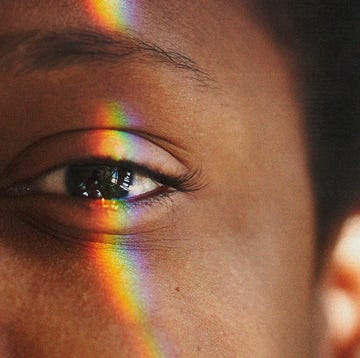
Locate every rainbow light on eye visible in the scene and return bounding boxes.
[93,102,140,164]
[85,0,135,31]
[88,101,165,357]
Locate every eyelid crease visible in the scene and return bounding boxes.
[0,129,190,190]
[0,127,193,184]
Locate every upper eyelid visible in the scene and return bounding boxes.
[3,127,191,171]
[0,129,188,190]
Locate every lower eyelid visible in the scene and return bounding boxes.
[13,210,174,253]
[6,191,178,238]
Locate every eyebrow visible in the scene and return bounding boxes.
[0,29,212,84]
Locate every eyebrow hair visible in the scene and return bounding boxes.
[0,29,212,84]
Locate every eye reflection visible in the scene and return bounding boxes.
[67,165,134,200]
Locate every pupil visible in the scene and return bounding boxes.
[66,165,133,199]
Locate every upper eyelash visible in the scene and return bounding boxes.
[78,159,198,192]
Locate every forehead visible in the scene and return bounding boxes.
[0,1,250,71]
[0,1,274,84]
[0,0,245,31]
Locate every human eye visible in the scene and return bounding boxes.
[1,129,200,242]
[39,163,161,200]
[8,161,183,202]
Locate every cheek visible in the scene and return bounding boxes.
[0,211,163,356]
[142,52,316,355]
[146,196,314,354]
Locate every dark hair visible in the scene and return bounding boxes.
[248,1,360,254]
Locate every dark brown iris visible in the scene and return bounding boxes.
[65,164,133,200]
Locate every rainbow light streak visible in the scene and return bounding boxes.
[96,101,133,128]
[85,0,135,31]
[91,244,163,357]
[88,102,164,357]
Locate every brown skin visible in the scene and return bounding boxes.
[0,0,342,356]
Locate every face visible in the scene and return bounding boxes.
[0,1,317,356]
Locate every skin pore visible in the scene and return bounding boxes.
[0,0,320,356]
